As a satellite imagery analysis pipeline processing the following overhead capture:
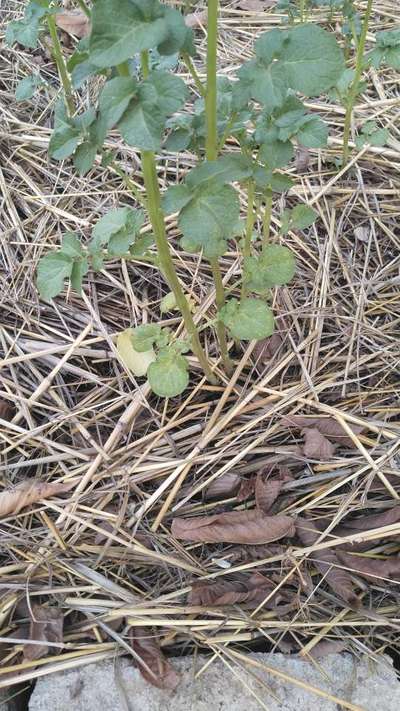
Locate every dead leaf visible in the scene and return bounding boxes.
[185,9,208,29]
[55,11,90,38]
[337,551,400,581]
[0,479,73,517]
[189,571,274,607]
[301,428,336,460]
[295,146,310,172]
[255,470,284,513]
[354,226,370,242]
[205,473,240,500]
[0,399,13,420]
[129,627,179,691]
[338,506,400,533]
[299,639,347,660]
[237,476,256,502]
[296,518,359,607]
[253,331,284,366]
[281,415,364,447]
[172,509,295,545]
[23,605,63,661]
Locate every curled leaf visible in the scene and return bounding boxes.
[205,473,241,500]
[172,509,295,545]
[55,11,90,38]
[296,518,358,607]
[0,479,73,518]
[129,627,179,691]
[23,605,63,662]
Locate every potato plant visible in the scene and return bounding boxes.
[8,0,349,397]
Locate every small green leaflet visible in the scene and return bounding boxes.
[185,154,253,190]
[179,185,240,259]
[355,121,389,149]
[15,74,43,101]
[243,244,296,294]
[219,298,275,341]
[131,324,163,352]
[61,232,84,258]
[6,1,50,49]
[99,77,138,128]
[162,184,193,214]
[89,0,192,68]
[280,205,317,234]
[37,253,73,301]
[148,348,189,397]
[368,29,400,70]
[73,142,98,176]
[89,207,145,257]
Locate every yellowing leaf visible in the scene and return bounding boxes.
[117,329,155,377]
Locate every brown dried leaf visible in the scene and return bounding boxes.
[237,476,256,502]
[0,399,13,420]
[55,11,90,38]
[339,506,400,533]
[253,332,284,366]
[296,518,358,606]
[255,472,284,513]
[189,571,273,607]
[231,542,285,562]
[295,146,310,172]
[171,509,295,545]
[205,473,240,500]
[281,415,364,447]
[0,479,73,517]
[129,627,179,691]
[23,605,63,661]
[301,428,336,460]
[299,639,347,660]
[185,9,208,29]
[337,551,400,581]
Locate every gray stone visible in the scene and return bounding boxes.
[29,652,400,711]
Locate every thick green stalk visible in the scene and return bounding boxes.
[47,15,74,115]
[342,0,373,165]
[205,0,231,371]
[141,153,216,382]
[263,191,273,246]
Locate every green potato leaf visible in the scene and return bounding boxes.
[15,74,42,101]
[73,142,97,175]
[6,1,49,49]
[179,185,240,259]
[99,77,138,128]
[219,298,275,341]
[89,207,144,256]
[131,324,163,352]
[140,71,188,115]
[368,29,400,70]
[157,7,194,56]
[118,96,166,151]
[162,185,193,214]
[37,252,73,300]
[61,232,84,258]
[148,348,189,397]
[185,154,253,190]
[243,244,296,293]
[280,204,317,234]
[296,116,328,148]
[49,127,81,160]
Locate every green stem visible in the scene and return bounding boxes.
[217,111,238,152]
[205,0,218,161]
[141,51,150,78]
[75,0,91,18]
[241,180,255,299]
[263,190,273,246]
[205,0,231,370]
[47,15,74,115]
[182,53,206,97]
[342,0,373,166]
[141,152,216,382]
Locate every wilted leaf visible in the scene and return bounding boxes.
[205,473,241,500]
[117,329,156,377]
[23,605,63,661]
[336,551,400,582]
[296,518,358,606]
[185,9,208,29]
[281,415,364,447]
[55,11,90,38]
[301,428,336,460]
[172,509,295,544]
[0,479,73,518]
[189,571,275,607]
[129,627,179,691]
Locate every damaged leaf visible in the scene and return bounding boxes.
[281,415,364,447]
[0,479,73,518]
[23,604,63,661]
[129,627,179,690]
[172,509,295,544]
[301,428,336,460]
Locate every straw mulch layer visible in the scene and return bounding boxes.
[0,0,400,705]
